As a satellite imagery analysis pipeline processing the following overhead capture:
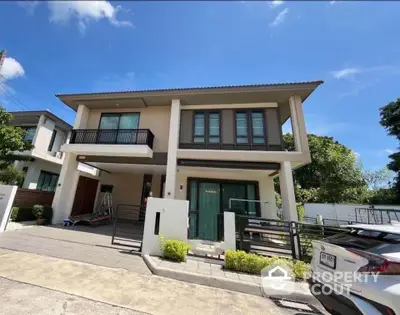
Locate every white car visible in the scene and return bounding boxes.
[310,222,400,315]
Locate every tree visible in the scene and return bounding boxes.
[363,167,393,190]
[0,106,32,184]
[379,98,400,201]
[283,133,367,203]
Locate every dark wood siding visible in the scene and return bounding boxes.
[13,189,54,206]
[180,110,193,143]
[221,109,234,144]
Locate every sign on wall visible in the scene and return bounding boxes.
[0,185,18,232]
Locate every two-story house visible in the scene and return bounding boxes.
[52,81,322,241]
[11,110,72,192]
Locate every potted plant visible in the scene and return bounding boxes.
[32,205,46,225]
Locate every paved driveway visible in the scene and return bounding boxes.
[0,225,150,274]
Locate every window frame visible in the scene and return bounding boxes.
[37,170,59,192]
[48,129,57,152]
[192,110,221,146]
[98,112,140,130]
[235,110,267,146]
[21,126,37,143]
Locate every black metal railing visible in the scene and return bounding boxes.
[70,129,155,149]
[179,142,283,151]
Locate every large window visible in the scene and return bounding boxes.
[99,113,139,130]
[193,111,220,144]
[37,171,59,192]
[235,110,265,144]
[98,113,140,144]
[22,127,36,143]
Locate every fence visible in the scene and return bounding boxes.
[235,215,348,262]
[13,188,54,206]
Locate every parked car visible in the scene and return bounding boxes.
[310,222,400,315]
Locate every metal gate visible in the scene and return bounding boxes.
[111,204,145,252]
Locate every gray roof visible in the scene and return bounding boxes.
[9,110,72,131]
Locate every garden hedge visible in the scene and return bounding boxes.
[10,205,53,224]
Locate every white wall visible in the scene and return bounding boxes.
[22,159,62,190]
[142,197,189,256]
[304,203,400,223]
[32,115,55,153]
[0,185,18,232]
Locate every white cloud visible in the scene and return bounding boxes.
[385,149,394,155]
[48,1,133,32]
[329,1,336,4]
[270,8,289,27]
[17,1,39,15]
[270,1,284,8]
[331,68,361,79]
[0,57,25,80]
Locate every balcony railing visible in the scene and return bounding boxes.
[70,129,155,149]
[179,142,283,151]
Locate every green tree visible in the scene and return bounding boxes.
[362,167,393,190]
[0,106,32,184]
[379,98,400,201]
[283,133,367,203]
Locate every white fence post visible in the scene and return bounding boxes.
[223,211,236,251]
[0,185,18,232]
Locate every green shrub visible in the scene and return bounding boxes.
[32,204,44,218]
[292,260,311,280]
[10,206,36,222]
[159,236,191,262]
[297,204,305,221]
[42,206,53,224]
[224,250,311,279]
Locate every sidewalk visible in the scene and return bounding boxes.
[0,251,285,315]
[144,255,315,305]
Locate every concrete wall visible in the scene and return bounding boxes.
[142,197,189,256]
[304,203,400,223]
[22,159,62,190]
[85,106,171,152]
[0,185,18,232]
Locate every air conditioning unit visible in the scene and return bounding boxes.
[55,151,63,159]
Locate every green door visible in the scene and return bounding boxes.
[198,182,220,241]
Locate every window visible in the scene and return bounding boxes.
[22,127,36,142]
[194,113,205,143]
[208,112,220,143]
[98,113,140,144]
[235,112,248,143]
[48,130,57,151]
[37,171,59,192]
[99,113,139,130]
[235,110,265,144]
[193,111,220,144]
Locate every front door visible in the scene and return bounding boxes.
[71,176,99,216]
[198,182,220,241]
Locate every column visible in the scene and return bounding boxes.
[74,104,90,129]
[259,176,278,219]
[164,99,181,199]
[289,95,309,154]
[52,152,80,223]
[279,161,298,221]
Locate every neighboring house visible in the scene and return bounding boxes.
[52,81,323,240]
[10,110,72,192]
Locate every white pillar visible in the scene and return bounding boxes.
[31,114,45,148]
[52,153,80,223]
[224,211,236,250]
[74,104,90,129]
[289,95,309,155]
[259,176,278,219]
[165,99,181,199]
[279,161,298,221]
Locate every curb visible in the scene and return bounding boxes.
[142,255,315,304]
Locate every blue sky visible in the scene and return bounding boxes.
[0,1,399,171]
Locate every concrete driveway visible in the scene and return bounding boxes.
[0,226,323,315]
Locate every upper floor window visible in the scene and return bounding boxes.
[22,127,36,143]
[235,110,265,144]
[193,111,220,144]
[48,130,57,151]
[37,170,59,192]
[99,113,140,130]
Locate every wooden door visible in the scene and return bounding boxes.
[71,176,99,216]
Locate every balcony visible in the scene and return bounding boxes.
[70,129,155,149]
[179,142,283,151]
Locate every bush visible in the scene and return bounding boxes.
[292,260,311,280]
[32,204,44,217]
[160,236,191,262]
[10,205,53,224]
[224,250,310,280]
[10,206,36,222]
